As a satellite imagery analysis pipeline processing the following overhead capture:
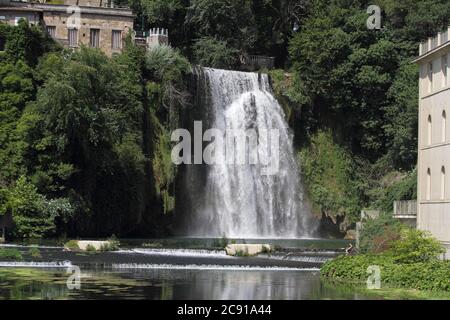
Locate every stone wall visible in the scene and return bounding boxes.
[0,9,41,26]
[42,11,133,55]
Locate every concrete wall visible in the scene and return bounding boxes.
[417,29,450,257]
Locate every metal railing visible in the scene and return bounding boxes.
[245,55,275,70]
[393,200,417,218]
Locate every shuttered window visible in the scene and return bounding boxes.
[90,29,100,48]
[111,30,122,50]
[46,26,56,38]
[68,28,78,47]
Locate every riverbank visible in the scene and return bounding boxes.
[321,254,450,293]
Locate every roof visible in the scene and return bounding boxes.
[413,41,450,64]
[0,6,42,12]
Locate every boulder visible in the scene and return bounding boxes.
[64,240,117,252]
[225,244,271,256]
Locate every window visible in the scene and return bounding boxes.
[90,29,100,48]
[111,30,122,50]
[68,28,78,47]
[428,114,432,145]
[442,55,448,87]
[441,166,446,200]
[46,26,56,38]
[428,62,433,92]
[427,168,431,200]
[442,110,447,142]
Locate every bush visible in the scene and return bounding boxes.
[0,248,23,261]
[64,240,80,251]
[3,176,73,238]
[359,214,402,253]
[28,246,41,258]
[388,229,445,263]
[321,254,450,291]
[322,229,449,291]
[86,244,96,252]
[100,236,120,252]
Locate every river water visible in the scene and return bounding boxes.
[1,239,445,300]
[0,267,379,300]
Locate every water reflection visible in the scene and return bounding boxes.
[0,267,379,300]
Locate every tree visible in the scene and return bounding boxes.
[17,47,152,236]
[192,37,239,69]
[186,0,257,54]
[6,176,55,238]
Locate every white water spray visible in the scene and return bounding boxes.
[186,68,312,238]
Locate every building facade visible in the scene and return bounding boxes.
[415,26,450,257]
[0,0,134,56]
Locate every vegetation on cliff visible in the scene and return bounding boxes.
[2,0,450,238]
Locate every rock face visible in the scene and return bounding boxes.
[344,230,356,240]
[225,244,272,256]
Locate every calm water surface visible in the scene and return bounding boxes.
[0,267,381,300]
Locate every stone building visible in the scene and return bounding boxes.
[414,26,450,258]
[0,0,134,56]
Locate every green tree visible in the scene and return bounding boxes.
[6,176,55,238]
[186,0,257,53]
[192,37,239,68]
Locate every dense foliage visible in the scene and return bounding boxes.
[1,0,450,238]
[322,229,449,291]
[321,254,450,291]
[0,23,190,238]
[359,214,402,253]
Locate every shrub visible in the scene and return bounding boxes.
[28,246,41,258]
[359,214,402,253]
[321,254,450,291]
[64,240,80,251]
[0,248,23,261]
[322,230,449,291]
[86,244,96,252]
[100,236,120,252]
[212,236,229,249]
[388,229,445,263]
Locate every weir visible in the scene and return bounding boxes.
[181,67,313,238]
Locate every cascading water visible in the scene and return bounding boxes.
[183,67,312,238]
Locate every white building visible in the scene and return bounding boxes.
[414,26,450,257]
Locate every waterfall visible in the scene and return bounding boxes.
[183,67,312,238]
